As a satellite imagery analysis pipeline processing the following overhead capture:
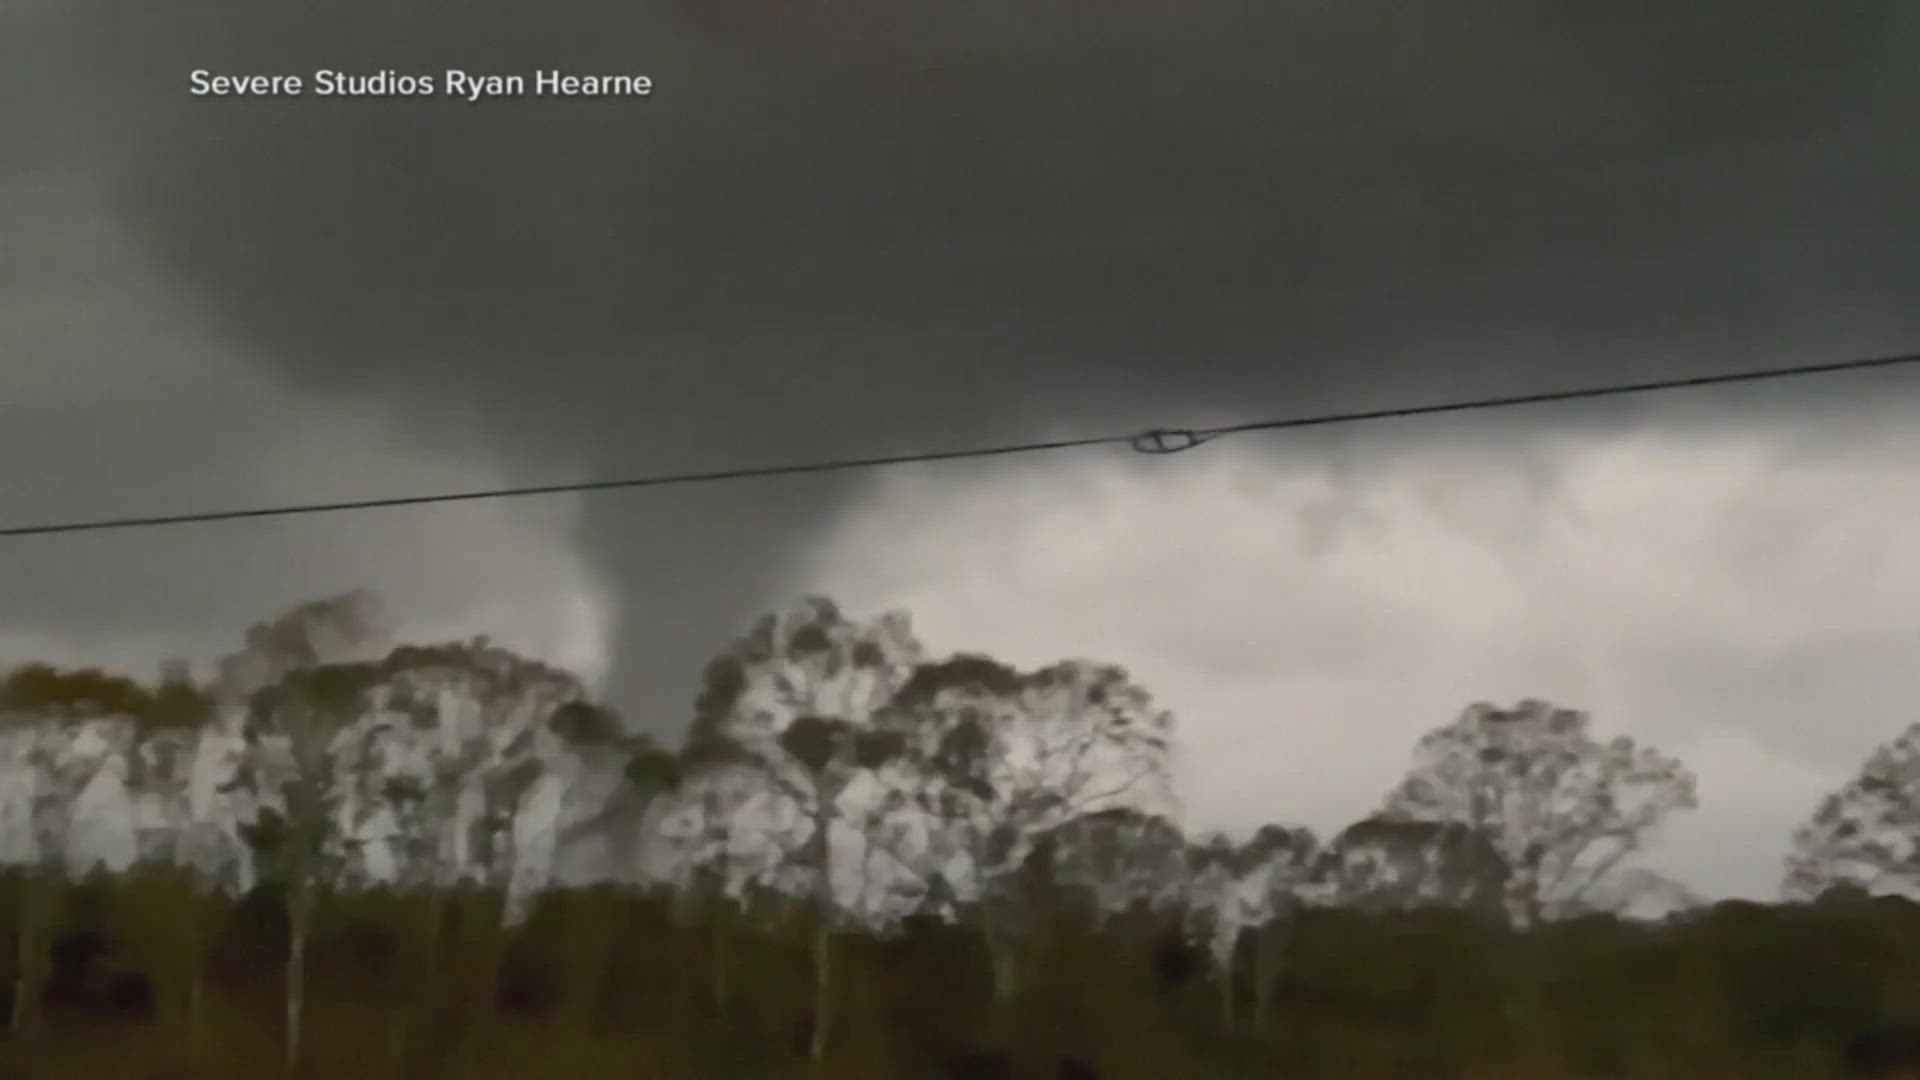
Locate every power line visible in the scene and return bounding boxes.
[2,349,1915,540]
[1194,350,1919,440]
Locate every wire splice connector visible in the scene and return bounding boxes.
[1128,428,1211,455]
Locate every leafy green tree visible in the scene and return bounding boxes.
[683,597,924,1066]
[123,662,223,1071]
[130,661,217,866]
[202,591,393,1075]
[339,640,602,1080]
[648,759,793,1019]
[1785,721,1920,900]
[214,590,390,701]
[1185,823,1319,1029]
[879,654,1178,1004]
[1311,816,1510,916]
[0,663,157,1036]
[229,660,381,1078]
[1045,807,1190,916]
[0,662,214,1062]
[531,723,682,1044]
[1378,699,1698,925]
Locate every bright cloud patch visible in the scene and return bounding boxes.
[798,416,1920,900]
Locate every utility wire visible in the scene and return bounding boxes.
[2,349,1915,540]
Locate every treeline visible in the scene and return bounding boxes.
[0,589,1916,1078]
[1,873,1918,1079]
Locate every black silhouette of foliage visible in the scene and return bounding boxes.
[779,715,850,775]
[146,667,217,729]
[893,655,1024,712]
[549,701,624,746]
[686,655,749,755]
[2,663,152,718]
[1318,816,1511,916]
[789,623,833,655]
[244,661,382,734]
[0,662,218,733]
[624,740,682,794]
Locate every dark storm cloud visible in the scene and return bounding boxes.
[10,0,1920,722]
[0,177,613,684]
[62,1,1920,411]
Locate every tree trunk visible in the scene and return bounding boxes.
[984,917,1018,1005]
[1252,919,1287,1030]
[814,910,837,1060]
[286,907,308,1080]
[461,893,509,1080]
[11,871,43,1039]
[1219,950,1236,1032]
[561,896,611,1036]
[809,802,834,1068]
[11,916,28,1037]
[187,971,206,1079]
[183,888,231,1080]
[404,890,446,1076]
[711,906,731,1018]
[989,939,1018,1005]
[460,946,498,1080]
[385,1006,407,1080]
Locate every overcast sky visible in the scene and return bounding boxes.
[4,0,1920,899]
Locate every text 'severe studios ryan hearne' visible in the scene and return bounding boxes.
[188,69,653,101]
